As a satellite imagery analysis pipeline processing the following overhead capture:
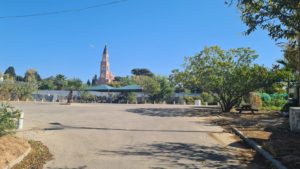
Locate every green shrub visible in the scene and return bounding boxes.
[260,93,271,102]
[80,91,96,102]
[0,104,20,136]
[259,92,288,110]
[200,92,215,104]
[127,92,137,104]
[183,96,201,105]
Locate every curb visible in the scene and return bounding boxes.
[3,145,31,169]
[231,127,287,169]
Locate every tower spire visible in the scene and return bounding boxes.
[97,45,114,84]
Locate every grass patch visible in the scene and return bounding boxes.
[12,140,53,169]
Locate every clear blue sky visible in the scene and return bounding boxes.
[0,0,283,82]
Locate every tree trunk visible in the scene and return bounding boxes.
[67,90,73,104]
[298,34,300,106]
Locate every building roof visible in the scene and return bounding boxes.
[86,84,143,92]
[87,84,115,92]
[114,85,143,92]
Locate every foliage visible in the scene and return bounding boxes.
[200,92,215,104]
[80,91,96,102]
[14,82,38,101]
[0,104,20,136]
[87,80,91,86]
[39,77,56,90]
[153,76,174,102]
[178,46,274,112]
[131,68,154,77]
[127,92,137,103]
[133,76,160,102]
[232,0,300,104]
[24,69,41,83]
[183,96,201,105]
[258,93,288,110]
[53,74,67,90]
[4,66,16,80]
[232,0,300,40]
[169,69,202,93]
[0,81,37,101]
[91,75,98,86]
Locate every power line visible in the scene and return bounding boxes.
[0,0,127,19]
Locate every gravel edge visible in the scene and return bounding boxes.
[231,127,287,169]
[3,145,31,169]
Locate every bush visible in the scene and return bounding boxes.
[0,104,20,136]
[183,96,201,105]
[127,92,137,104]
[79,91,96,103]
[200,92,215,104]
[260,93,271,102]
[259,92,288,110]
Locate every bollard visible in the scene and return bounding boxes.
[173,101,176,105]
[18,112,24,130]
[154,101,156,104]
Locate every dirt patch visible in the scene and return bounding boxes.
[0,135,30,168]
[12,140,53,169]
[212,110,300,169]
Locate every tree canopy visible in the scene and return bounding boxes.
[4,66,16,79]
[131,68,154,77]
[232,0,300,40]
[177,46,274,112]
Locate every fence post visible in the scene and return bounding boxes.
[18,112,24,130]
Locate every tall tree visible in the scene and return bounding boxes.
[131,68,154,77]
[4,66,16,79]
[87,80,91,86]
[179,46,273,112]
[231,0,300,103]
[133,76,160,102]
[24,69,41,83]
[66,78,83,104]
[54,74,67,90]
[92,75,98,86]
[39,76,56,90]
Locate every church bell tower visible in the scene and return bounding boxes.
[97,45,114,84]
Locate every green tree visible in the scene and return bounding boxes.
[181,46,272,112]
[39,76,56,90]
[4,66,16,80]
[91,75,98,86]
[133,76,160,102]
[87,80,91,86]
[24,69,41,83]
[66,78,83,104]
[54,74,67,90]
[131,68,154,77]
[231,0,300,103]
[14,82,38,101]
[154,76,174,102]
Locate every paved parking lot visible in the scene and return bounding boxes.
[13,102,254,169]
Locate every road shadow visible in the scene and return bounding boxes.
[126,107,221,117]
[44,122,225,134]
[47,166,87,169]
[96,142,258,169]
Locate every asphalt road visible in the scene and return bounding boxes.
[13,102,257,169]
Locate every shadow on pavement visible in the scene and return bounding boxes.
[96,142,257,169]
[44,122,226,134]
[47,166,87,169]
[126,107,221,117]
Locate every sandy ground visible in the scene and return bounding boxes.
[12,102,258,169]
[0,135,30,168]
